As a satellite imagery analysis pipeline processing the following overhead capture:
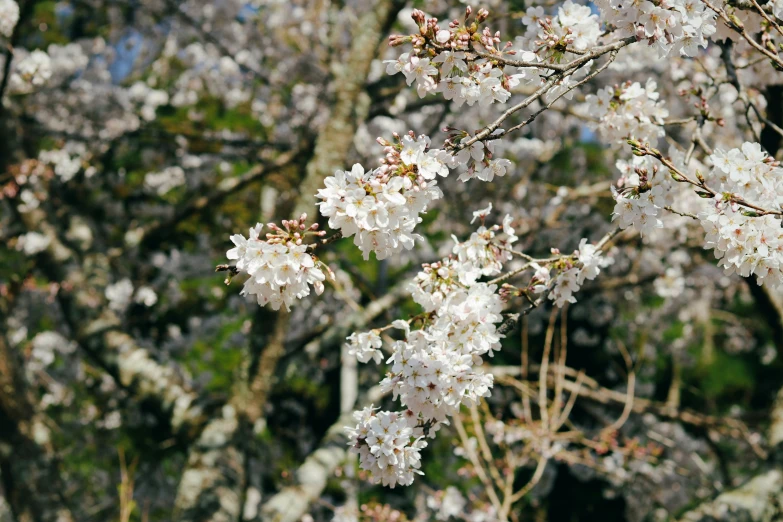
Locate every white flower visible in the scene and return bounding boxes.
[317,158,442,260]
[106,279,134,312]
[548,238,611,307]
[144,166,186,195]
[346,408,427,488]
[585,79,668,145]
[0,0,19,38]
[435,30,451,44]
[38,143,87,182]
[227,221,327,311]
[16,232,50,255]
[502,214,518,244]
[10,50,52,92]
[576,238,611,284]
[428,487,467,520]
[384,52,410,76]
[595,0,715,57]
[698,143,783,290]
[346,331,383,364]
[432,51,467,75]
[134,286,158,307]
[476,158,512,182]
[403,56,437,91]
[611,155,676,237]
[400,134,427,166]
[471,203,493,224]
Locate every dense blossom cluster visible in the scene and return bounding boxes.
[548,238,613,307]
[144,166,186,195]
[216,1,783,499]
[451,205,517,282]
[451,138,516,183]
[38,143,88,182]
[385,282,504,421]
[16,231,50,255]
[9,49,52,93]
[0,0,19,38]
[585,80,668,144]
[385,8,536,107]
[317,134,447,260]
[594,0,717,57]
[128,82,171,122]
[345,279,504,487]
[612,155,676,236]
[346,408,427,488]
[343,210,521,485]
[346,330,384,364]
[699,143,783,289]
[105,279,135,312]
[517,1,601,58]
[226,216,328,310]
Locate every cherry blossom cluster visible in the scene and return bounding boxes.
[594,0,717,57]
[225,215,328,311]
[167,44,252,109]
[144,166,186,196]
[385,8,535,105]
[451,203,518,283]
[409,257,465,313]
[0,0,19,38]
[16,231,50,255]
[343,210,519,485]
[611,155,676,236]
[128,82,171,122]
[383,282,504,423]
[517,1,601,60]
[346,408,427,488]
[699,143,783,289]
[317,133,446,260]
[448,137,515,183]
[9,49,52,93]
[38,143,89,182]
[585,79,668,145]
[346,330,384,364]
[411,205,518,309]
[547,238,613,307]
[344,282,504,488]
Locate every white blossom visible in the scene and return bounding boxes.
[585,80,668,145]
[0,0,19,38]
[10,49,52,92]
[16,232,50,255]
[134,286,158,307]
[144,166,186,195]
[698,143,783,290]
[317,150,442,260]
[227,220,327,311]
[548,239,612,307]
[346,330,383,364]
[346,408,427,488]
[106,279,135,312]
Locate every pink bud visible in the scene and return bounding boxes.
[635,24,646,40]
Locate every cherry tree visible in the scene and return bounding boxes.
[2,0,783,521]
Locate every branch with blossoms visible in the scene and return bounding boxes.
[629,139,783,217]
[218,0,783,498]
[702,0,783,69]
